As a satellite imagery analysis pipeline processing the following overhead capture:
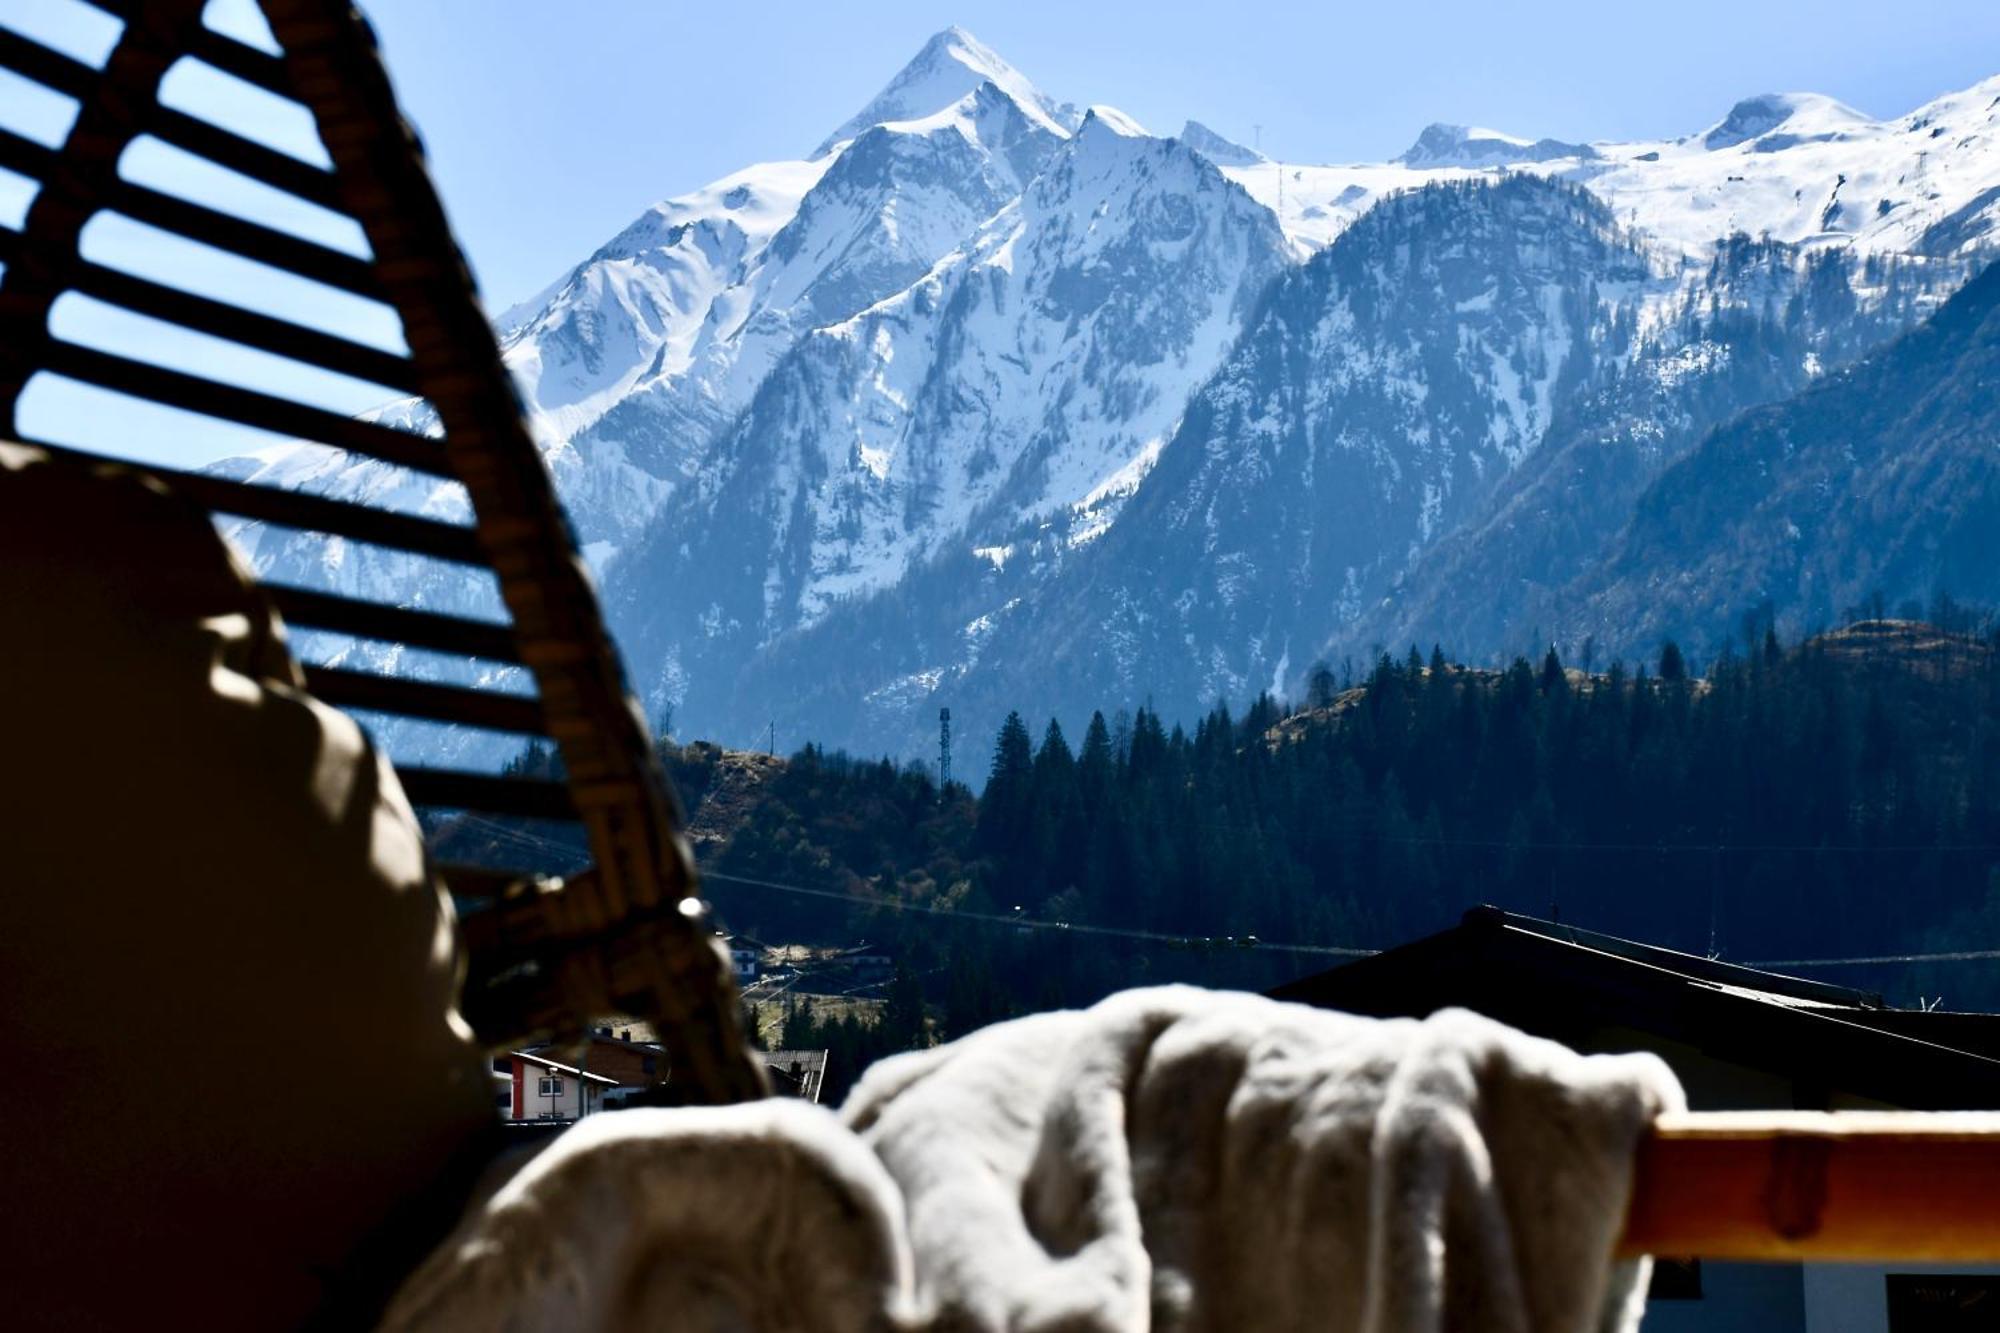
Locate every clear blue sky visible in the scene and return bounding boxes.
[365,1,2000,312]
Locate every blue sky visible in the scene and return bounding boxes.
[7,0,2000,468]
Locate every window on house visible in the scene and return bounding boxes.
[494,1091,510,1108]
[492,1056,511,1073]
[538,1076,564,1097]
[1888,1274,2000,1331]
[1648,1259,1702,1301]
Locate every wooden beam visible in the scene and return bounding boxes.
[62,253,420,393]
[42,340,450,476]
[101,176,386,300]
[1620,1111,2000,1261]
[396,768,575,820]
[0,26,342,211]
[266,585,522,664]
[302,665,546,736]
[23,440,486,564]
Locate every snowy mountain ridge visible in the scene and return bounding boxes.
[206,31,2000,763]
[1224,75,2000,256]
[602,101,1292,718]
[813,25,1081,157]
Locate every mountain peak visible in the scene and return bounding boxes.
[1702,92,1871,150]
[1180,120,1265,167]
[1077,104,1150,140]
[814,26,1079,158]
[1397,122,1595,168]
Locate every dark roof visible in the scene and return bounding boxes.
[764,1049,829,1103]
[1464,912,1886,1008]
[579,1029,664,1053]
[1271,906,2000,1111]
[509,1051,618,1086]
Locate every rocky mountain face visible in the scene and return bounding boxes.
[605,108,1291,728]
[1347,240,1970,668]
[935,177,1654,728]
[911,180,1981,736]
[1397,124,1597,168]
[1557,259,2000,658]
[208,31,2000,765]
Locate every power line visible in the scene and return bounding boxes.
[1042,797,2000,857]
[460,789,2000,861]
[447,815,2000,972]
[1748,949,2000,970]
[448,813,1376,959]
[701,869,1377,959]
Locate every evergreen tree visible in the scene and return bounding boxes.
[1541,646,1567,694]
[1078,711,1115,816]
[470,613,2000,1096]
[943,946,1006,1039]
[780,996,817,1051]
[881,964,929,1051]
[1308,661,1339,709]
[975,711,1035,857]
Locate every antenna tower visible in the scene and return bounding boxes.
[938,707,953,793]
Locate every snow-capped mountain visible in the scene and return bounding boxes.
[1397,124,1596,168]
[1564,257,2000,654]
[604,106,1289,728]
[233,28,1073,581]
[813,25,1080,157]
[1180,121,1266,168]
[889,177,1659,731]
[1221,79,2000,255]
[208,31,2000,765]
[1340,238,1975,668]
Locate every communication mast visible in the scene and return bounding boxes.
[938,707,953,794]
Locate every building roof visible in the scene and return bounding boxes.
[764,1048,829,1103]
[511,1050,619,1086]
[579,1027,663,1052]
[1270,906,2000,1111]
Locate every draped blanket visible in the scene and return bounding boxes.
[383,987,1682,1332]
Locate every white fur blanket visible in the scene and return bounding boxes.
[382,987,1682,1332]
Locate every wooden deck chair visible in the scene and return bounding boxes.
[0,0,766,1104]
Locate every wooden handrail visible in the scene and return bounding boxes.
[1620,1112,2000,1261]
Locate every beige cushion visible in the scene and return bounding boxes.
[0,444,495,1329]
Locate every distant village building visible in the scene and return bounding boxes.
[723,934,765,985]
[835,944,895,977]
[505,1050,618,1122]
[502,1026,829,1124]
[1275,907,2000,1333]
[763,1049,829,1103]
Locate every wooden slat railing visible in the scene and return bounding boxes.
[1621,1112,2000,1261]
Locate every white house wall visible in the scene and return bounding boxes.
[519,1069,600,1121]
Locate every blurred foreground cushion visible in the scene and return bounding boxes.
[0,444,495,1330]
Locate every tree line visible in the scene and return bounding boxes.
[458,617,2000,1099]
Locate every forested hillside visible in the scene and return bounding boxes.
[444,616,2000,1097]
